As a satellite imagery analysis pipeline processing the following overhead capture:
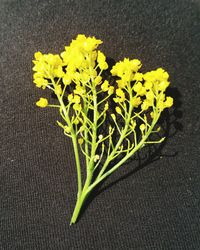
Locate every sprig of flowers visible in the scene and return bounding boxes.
[32,34,173,224]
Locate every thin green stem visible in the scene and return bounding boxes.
[97,91,134,178]
[71,134,82,196]
[88,83,98,170]
[56,94,82,196]
[86,113,160,194]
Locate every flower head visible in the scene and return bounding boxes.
[164,96,173,108]
[116,88,125,102]
[97,51,108,70]
[111,58,142,79]
[115,106,122,114]
[36,98,48,108]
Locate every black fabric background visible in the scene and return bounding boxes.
[1,0,200,249]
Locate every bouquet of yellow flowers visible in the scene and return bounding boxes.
[32,34,173,224]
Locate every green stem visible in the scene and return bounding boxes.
[84,105,89,166]
[88,84,98,169]
[71,134,82,196]
[70,189,87,225]
[57,96,82,200]
[70,75,99,224]
[97,101,133,178]
[87,113,160,194]
[70,170,93,225]
[70,113,159,225]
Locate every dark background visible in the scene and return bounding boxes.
[1,0,200,249]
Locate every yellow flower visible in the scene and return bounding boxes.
[91,51,97,62]
[67,94,81,104]
[61,48,84,69]
[150,112,154,119]
[68,34,102,54]
[133,82,142,92]
[113,97,119,103]
[90,69,97,78]
[116,79,126,89]
[33,72,44,79]
[158,80,170,91]
[84,38,102,52]
[144,81,153,90]
[116,88,125,102]
[81,72,90,83]
[34,51,43,60]
[141,100,150,111]
[44,54,62,67]
[130,96,141,107]
[68,94,73,102]
[140,124,146,132]
[77,35,102,52]
[110,60,124,77]
[74,72,81,81]
[146,90,154,102]
[143,68,170,92]
[133,82,146,96]
[73,103,81,111]
[164,96,173,108]
[133,72,143,81]
[73,95,81,104]
[54,65,65,78]
[115,106,122,114]
[33,51,64,84]
[130,59,142,72]
[33,77,48,89]
[101,80,109,92]
[36,98,48,108]
[97,51,108,70]
[54,85,62,95]
[32,55,48,88]
[63,72,73,85]
[74,85,86,95]
[157,101,165,111]
[111,58,141,77]
[94,75,102,85]
[78,138,84,145]
[122,72,132,82]
[108,86,114,95]
[157,92,165,111]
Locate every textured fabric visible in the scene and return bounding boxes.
[1,0,200,249]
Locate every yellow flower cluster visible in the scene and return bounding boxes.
[33,34,113,110]
[68,94,81,111]
[115,88,125,102]
[60,34,104,85]
[111,58,142,88]
[33,52,64,88]
[141,68,173,111]
[97,51,108,70]
[110,58,173,112]
[101,80,114,95]
[33,34,173,116]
